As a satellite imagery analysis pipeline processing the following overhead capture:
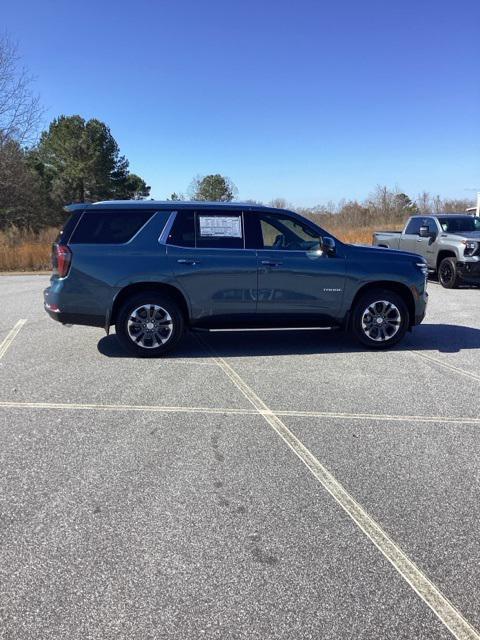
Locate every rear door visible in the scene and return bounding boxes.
[245,211,346,323]
[166,209,257,324]
[399,217,422,253]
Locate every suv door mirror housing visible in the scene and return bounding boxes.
[321,236,336,256]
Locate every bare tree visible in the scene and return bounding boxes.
[0,35,42,146]
[268,198,289,209]
[416,191,432,214]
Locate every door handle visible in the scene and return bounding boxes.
[416,238,423,242]
[261,260,283,267]
[177,258,201,265]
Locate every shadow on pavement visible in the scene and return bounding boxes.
[97,323,480,359]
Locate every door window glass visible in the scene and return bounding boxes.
[167,210,195,247]
[259,214,321,251]
[196,213,244,249]
[404,218,422,235]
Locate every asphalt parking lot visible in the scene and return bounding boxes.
[1,275,479,640]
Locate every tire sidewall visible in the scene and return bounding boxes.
[351,289,409,349]
[438,257,458,289]
[116,292,184,357]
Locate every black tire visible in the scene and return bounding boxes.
[438,257,459,289]
[115,292,185,357]
[351,288,409,349]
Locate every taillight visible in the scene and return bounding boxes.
[53,244,72,277]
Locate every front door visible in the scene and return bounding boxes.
[245,211,346,324]
[166,209,257,324]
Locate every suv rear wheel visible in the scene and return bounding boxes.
[116,292,184,357]
[351,289,409,349]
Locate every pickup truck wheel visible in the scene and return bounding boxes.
[115,292,184,357]
[438,257,459,289]
[351,289,408,349]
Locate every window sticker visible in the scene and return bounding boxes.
[199,216,242,238]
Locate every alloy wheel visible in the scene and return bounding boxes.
[361,300,401,342]
[127,304,173,349]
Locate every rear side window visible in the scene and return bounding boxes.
[55,210,83,245]
[196,213,243,249]
[167,210,195,247]
[167,210,244,249]
[70,209,154,244]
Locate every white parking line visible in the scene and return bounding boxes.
[276,409,480,425]
[412,351,480,384]
[0,320,27,360]
[1,400,480,426]
[0,401,257,415]
[199,341,480,640]
[161,359,216,366]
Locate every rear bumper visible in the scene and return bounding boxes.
[44,287,105,327]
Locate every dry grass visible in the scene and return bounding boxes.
[0,222,403,272]
[329,224,404,245]
[0,227,58,272]
[331,226,376,245]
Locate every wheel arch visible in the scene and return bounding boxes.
[436,250,456,272]
[110,282,190,327]
[348,281,415,328]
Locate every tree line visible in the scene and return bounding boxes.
[284,188,474,230]
[0,35,474,234]
[0,35,150,231]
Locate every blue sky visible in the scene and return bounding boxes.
[4,0,480,205]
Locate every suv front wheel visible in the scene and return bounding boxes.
[351,289,409,349]
[116,292,184,357]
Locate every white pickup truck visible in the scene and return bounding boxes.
[373,214,480,288]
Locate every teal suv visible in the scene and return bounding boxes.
[44,201,428,355]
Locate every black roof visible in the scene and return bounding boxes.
[413,212,476,218]
[65,200,285,214]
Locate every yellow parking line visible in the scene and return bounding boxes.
[199,339,480,640]
[0,320,27,360]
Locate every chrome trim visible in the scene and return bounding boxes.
[158,211,178,245]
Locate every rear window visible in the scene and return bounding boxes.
[70,209,154,244]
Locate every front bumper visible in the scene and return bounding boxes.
[414,287,428,325]
[457,261,480,283]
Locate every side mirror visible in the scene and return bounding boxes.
[419,226,431,238]
[321,236,336,256]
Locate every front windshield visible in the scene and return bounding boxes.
[440,216,480,233]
